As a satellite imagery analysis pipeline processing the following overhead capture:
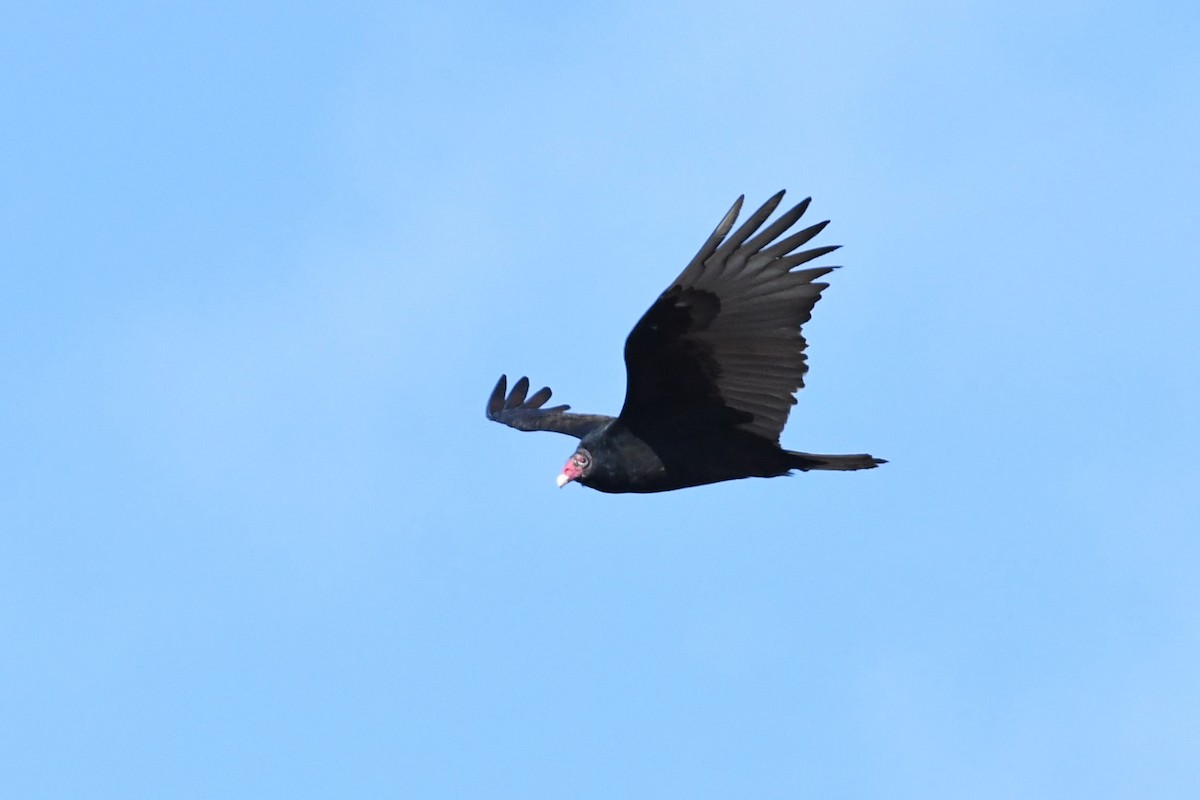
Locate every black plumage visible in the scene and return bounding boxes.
[486,191,885,493]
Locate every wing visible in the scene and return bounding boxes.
[620,191,839,442]
[485,374,613,439]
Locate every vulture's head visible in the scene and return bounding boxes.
[556,447,593,488]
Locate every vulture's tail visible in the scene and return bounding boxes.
[786,450,887,472]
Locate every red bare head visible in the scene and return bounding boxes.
[556,447,593,488]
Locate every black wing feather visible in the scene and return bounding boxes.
[620,192,839,442]
[485,374,612,439]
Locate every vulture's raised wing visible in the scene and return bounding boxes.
[620,191,839,442]
[486,375,612,439]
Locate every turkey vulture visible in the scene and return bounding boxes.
[486,191,884,493]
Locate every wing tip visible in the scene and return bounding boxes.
[487,374,508,417]
[723,195,745,224]
[509,375,531,406]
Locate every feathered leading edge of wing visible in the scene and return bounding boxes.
[620,191,841,442]
[485,374,613,439]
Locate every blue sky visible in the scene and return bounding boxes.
[3,1,1198,797]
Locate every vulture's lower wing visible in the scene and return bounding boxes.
[619,192,838,442]
[486,375,612,439]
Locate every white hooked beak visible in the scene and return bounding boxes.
[556,473,570,488]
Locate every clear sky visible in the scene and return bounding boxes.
[3,1,1198,798]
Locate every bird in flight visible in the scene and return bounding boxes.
[486,191,885,493]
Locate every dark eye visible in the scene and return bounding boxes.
[575,452,590,468]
